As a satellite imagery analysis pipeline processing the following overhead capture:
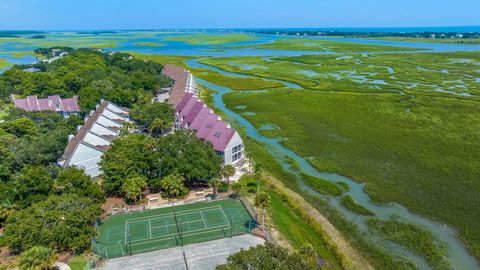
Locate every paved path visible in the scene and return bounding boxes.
[99,234,264,270]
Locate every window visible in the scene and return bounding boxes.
[216,150,224,156]
[232,144,243,154]
[232,152,243,162]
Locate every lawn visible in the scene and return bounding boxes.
[228,38,426,52]
[68,256,87,270]
[163,33,258,45]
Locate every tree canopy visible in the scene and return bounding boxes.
[101,130,222,196]
[217,243,320,270]
[4,194,102,252]
[0,48,173,110]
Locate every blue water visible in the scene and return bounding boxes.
[1,31,479,269]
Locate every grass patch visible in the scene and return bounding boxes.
[134,42,165,47]
[340,195,374,216]
[194,69,283,91]
[238,174,344,269]
[301,173,346,196]
[229,38,425,52]
[163,33,257,45]
[68,255,87,270]
[368,218,451,270]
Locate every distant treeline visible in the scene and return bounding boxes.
[0,30,46,38]
[76,31,119,35]
[248,30,480,39]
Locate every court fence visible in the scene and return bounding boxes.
[92,199,258,260]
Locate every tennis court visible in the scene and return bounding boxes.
[93,199,255,259]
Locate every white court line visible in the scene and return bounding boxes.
[219,207,230,225]
[126,205,221,223]
[199,211,208,228]
[148,219,152,238]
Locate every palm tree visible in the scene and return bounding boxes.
[209,177,222,199]
[221,165,235,187]
[148,118,165,137]
[231,182,243,198]
[160,174,187,202]
[253,163,263,194]
[254,191,270,230]
[18,246,56,270]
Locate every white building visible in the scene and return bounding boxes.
[57,100,130,179]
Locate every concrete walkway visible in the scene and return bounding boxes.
[99,234,264,270]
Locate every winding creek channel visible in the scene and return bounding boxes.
[188,58,480,270]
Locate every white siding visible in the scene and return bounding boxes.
[102,109,127,121]
[223,132,244,165]
[90,123,119,137]
[97,115,122,128]
[67,143,104,178]
[106,103,128,114]
[83,132,111,146]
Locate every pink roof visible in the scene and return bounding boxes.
[175,93,194,112]
[196,113,222,140]
[181,101,205,128]
[162,64,243,154]
[176,96,199,123]
[205,121,236,152]
[13,95,80,113]
[189,107,214,132]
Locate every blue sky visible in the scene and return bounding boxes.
[0,0,479,30]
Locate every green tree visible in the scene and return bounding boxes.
[157,130,222,183]
[18,246,56,270]
[130,102,174,130]
[217,243,319,270]
[221,165,235,187]
[148,118,169,137]
[54,167,104,203]
[253,164,263,195]
[4,194,102,252]
[231,182,243,199]
[255,191,270,230]
[12,165,54,208]
[209,178,222,199]
[100,133,158,195]
[159,173,187,202]
[0,117,37,137]
[122,176,147,203]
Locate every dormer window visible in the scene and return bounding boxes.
[214,132,221,138]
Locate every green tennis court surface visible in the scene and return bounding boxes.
[93,199,255,259]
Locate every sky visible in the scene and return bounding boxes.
[0,0,479,30]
